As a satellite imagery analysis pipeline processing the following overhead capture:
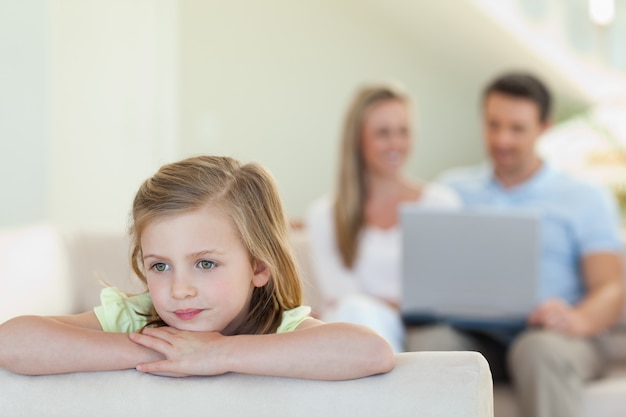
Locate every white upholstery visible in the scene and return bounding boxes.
[0,225,494,416]
[0,351,492,417]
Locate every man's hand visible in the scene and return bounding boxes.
[527,298,591,337]
[129,327,229,377]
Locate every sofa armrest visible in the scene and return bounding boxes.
[0,351,493,417]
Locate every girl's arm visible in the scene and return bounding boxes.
[130,319,395,380]
[0,312,163,375]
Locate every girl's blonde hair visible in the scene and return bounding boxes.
[334,83,410,268]
[130,155,303,334]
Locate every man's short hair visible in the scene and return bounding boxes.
[483,72,552,123]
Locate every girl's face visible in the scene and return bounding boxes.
[140,205,270,335]
[360,99,411,178]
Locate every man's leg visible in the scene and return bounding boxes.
[507,329,606,417]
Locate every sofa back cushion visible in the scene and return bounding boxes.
[289,228,322,314]
[65,231,145,313]
[0,224,73,323]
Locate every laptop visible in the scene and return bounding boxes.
[400,207,541,331]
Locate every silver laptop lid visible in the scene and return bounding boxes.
[400,207,541,324]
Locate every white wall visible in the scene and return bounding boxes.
[0,0,179,232]
[0,0,49,228]
[48,0,180,232]
[1,0,495,230]
[178,0,484,220]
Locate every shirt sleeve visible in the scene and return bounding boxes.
[575,185,624,255]
[276,306,312,333]
[93,287,153,333]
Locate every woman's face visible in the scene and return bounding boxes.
[360,99,411,178]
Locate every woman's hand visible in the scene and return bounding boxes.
[129,327,229,377]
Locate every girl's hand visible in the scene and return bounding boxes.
[129,327,229,377]
[527,298,590,337]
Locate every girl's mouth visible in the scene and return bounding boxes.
[174,309,203,320]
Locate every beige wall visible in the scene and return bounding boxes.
[178,0,484,220]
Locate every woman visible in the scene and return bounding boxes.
[306,82,460,352]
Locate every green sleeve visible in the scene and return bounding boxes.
[93,287,153,333]
[276,306,312,333]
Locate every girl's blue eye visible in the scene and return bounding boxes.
[198,260,216,270]
[153,263,170,272]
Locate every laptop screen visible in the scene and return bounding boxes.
[400,207,541,328]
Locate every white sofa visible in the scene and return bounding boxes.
[290,227,626,417]
[0,352,491,417]
[0,224,493,417]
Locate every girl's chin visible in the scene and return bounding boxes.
[162,320,217,332]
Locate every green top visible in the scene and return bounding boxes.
[93,287,311,333]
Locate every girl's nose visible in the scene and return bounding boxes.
[170,274,198,299]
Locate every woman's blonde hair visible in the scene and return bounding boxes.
[130,155,302,334]
[334,82,410,268]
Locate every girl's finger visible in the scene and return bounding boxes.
[136,360,185,377]
[140,326,178,341]
[129,332,172,353]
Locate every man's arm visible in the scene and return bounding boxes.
[576,252,625,334]
[529,252,624,337]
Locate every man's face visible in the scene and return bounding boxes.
[483,92,549,178]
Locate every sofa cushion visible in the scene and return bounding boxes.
[584,362,626,417]
[289,228,322,314]
[0,224,73,323]
[64,231,144,313]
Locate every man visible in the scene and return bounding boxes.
[410,72,625,417]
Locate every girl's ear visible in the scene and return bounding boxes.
[252,260,270,288]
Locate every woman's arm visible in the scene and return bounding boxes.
[129,319,394,380]
[0,312,163,375]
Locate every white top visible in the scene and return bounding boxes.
[305,183,461,307]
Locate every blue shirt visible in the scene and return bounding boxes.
[439,163,623,305]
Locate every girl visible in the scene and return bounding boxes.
[306,82,461,352]
[0,156,394,380]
